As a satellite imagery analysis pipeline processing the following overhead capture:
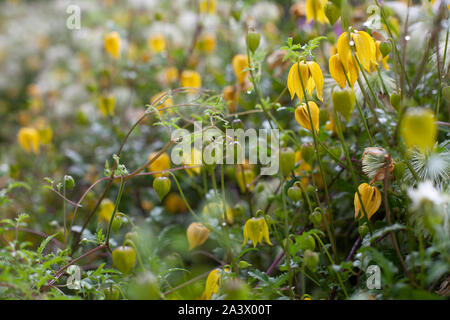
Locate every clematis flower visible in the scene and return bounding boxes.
[329,53,359,88]
[199,0,216,14]
[287,60,323,102]
[151,92,174,115]
[182,148,203,176]
[400,108,437,153]
[148,34,166,53]
[242,217,272,247]
[198,33,216,53]
[104,31,121,59]
[180,70,202,89]
[232,54,249,84]
[186,222,210,250]
[148,152,171,177]
[306,0,328,24]
[98,199,115,224]
[201,269,221,300]
[354,183,382,220]
[295,101,320,132]
[17,127,40,154]
[337,30,377,73]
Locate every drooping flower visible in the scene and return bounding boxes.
[99,95,116,116]
[164,67,179,84]
[400,108,437,153]
[287,61,323,102]
[199,0,216,14]
[232,54,249,84]
[198,33,216,54]
[148,152,171,177]
[17,127,40,154]
[329,53,359,88]
[242,217,272,247]
[182,148,203,176]
[180,70,202,89]
[148,34,166,53]
[151,92,174,115]
[306,0,328,24]
[104,31,121,59]
[164,192,187,214]
[337,30,377,73]
[295,101,320,132]
[186,222,210,250]
[201,269,221,300]
[223,85,238,113]
[98,199,115,224]
[354,183,382,220]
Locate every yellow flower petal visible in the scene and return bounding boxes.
[307,61,323,101]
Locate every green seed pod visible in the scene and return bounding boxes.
[390,91,401,111]
[153,176,171,201]
[309,210,322,225]
[287,185,302,202]
[358,223,369,238]
[299,235,316,251]
[64,175,75,191]
[246,31,261,53]
[112,246,136,274]
[324,2,341,26]
[304,249,319,270]
[279,147,296,177]
[379,41,392,57]
[332,87,356,121]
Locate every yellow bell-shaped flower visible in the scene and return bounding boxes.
[148,34,166,53]
[287,60,323,102]
[232,54,249,84]
[337,30,377,73]
[295,101,320,132]
[354,183,381,220]
[199,0,216,14]
[164,67,179,84]
[180,70,202,89]
[98,199,115,224]
[99,95,116,116]
[306,0,328,24]
[223,85,238,113]
[242,217,272,247]
[104,31,121,59]
[329,53,359,88]
[400,108,437,153]
[186,222,210,250]
[201,269,221,300]
[148,152,171,177]
[17,127,40,154]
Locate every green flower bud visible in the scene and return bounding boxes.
[309,210,322,225]
[358,223,369,238]
[379,41,392,57]
[332,87,356,121]
[304,250,319,270]
[112,246,136,274]
[64,175,75,191]
[153,176,171,201]
[279,147,296,177]
[287,185,302,202]
[299,235,316,251]
[239,260,252,269]
[247,31,261,53]
[324,2,341,26]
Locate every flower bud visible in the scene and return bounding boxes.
[232,54,249,84]
[324,2,341,26]
[332,87,356,121]
[279,147,296,177]
[64,175,75,191]
[295,102,320,132]
[309,210,322,225]
[186,222,210,250]
[153,176,171,201]
[400,108,437,153]
[246,31,261,53]
[354,183,382,220]
[112,246,136,274]
[379,41,392,57]
[239,260,252,269]
[288,185,302,202]
[304,250,319,270]
[299,235,316,251]
[390,91,401,111]
[358,223,369,237]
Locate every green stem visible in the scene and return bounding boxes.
[105,176,125,247]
